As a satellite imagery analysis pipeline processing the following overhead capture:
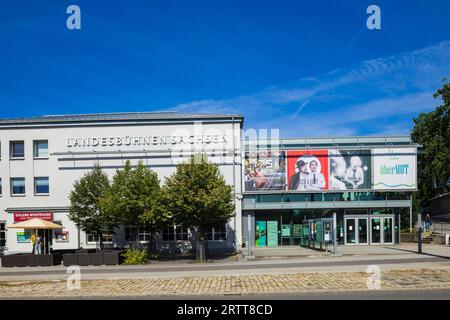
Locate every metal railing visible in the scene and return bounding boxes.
[431,222,450,234]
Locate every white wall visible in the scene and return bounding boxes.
[0,119,243,253]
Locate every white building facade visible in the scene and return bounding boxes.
[0,112,243,255]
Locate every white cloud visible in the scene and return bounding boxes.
[171,41,450,137]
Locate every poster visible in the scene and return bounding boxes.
[244,151,286,191]
[287,150,329,191]
[267,221,278,246]
[255,221,267,246]
[329,149,371,190]
[293,224,302,237]
[373,148,416,190]
[17,231,30,243]
[55,230,69,242]
[281,225,291,237]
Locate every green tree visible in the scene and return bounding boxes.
[69,163,115,249]
[160,154,235,261]
[411,79,450,211]
[101,160,162,249]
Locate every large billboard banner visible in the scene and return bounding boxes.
[287,150,329,191]
[373,148,416,190]
[244,151,286,191]
[328,149,371,190]
[243,147,415,192]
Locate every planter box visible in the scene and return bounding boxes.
[62,253,78,267]
[26,255,38,267]
[1,255,21,267]
[2,254,59,267]
[91,253,104,266]
[103,251,120,265]
[77,253,91,266]
[38,255,53,267]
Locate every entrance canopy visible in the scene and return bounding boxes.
[8,218,63,230]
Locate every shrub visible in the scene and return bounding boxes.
[121,248,149,265]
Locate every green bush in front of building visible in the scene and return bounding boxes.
[121,248,149,265]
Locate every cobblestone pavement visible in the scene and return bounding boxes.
[1,268,450,298]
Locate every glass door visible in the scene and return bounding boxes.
[370,217,382,244]
[357,218,368,245]
[345,218,356,244]
[383,217,394,244]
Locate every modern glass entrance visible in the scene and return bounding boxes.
[345,215,394,245]
[251,209,400,246]
[344,217,368,245]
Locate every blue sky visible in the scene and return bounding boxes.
[0,1,449,137]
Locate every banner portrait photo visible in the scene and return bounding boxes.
[329,149,371,190]
[287,150,329,191]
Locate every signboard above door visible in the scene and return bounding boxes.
[13,212,53,222]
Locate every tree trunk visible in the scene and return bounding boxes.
[135,229,140,250]
[196,228,206,262]
[99,233,103,251]
[149,226,156,254]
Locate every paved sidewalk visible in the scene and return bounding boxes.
[246,243,450,258]
[1,268,450,298]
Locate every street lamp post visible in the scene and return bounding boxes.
[417,213,422,254]
[247,213,252,257]
[333,212,337,254]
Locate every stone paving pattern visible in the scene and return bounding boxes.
[1,268,450,297]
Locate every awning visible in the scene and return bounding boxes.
[8,218,63,230]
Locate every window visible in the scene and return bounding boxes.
[34,177,49,195]
[11,178,25,195]
[175,227,189,241]
[125,227,136,242]
[53,221,69,242]
[10,141,25,159]
[125,227,152,242]
[0,223,6,247]
[162,225,175,241]
[162,225,190,241]
[33,140,48,158]
[207,224,227,241]
[138,227,152,242]
[87,234,113,244]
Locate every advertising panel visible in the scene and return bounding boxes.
[329,149,371,190]
[244,151,286,191]
[267,221,278,246]
[293,224,302,237]
[16,231,31,243]
[244,147,415,193]
[287,150,329,191]
[373,148,416,190]
[255,221,267,246]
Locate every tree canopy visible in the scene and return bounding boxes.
[68,163,115,247]
[100,160,163,228]
[160,154,235,260]
[411,79,450,209]
[161,154,234,233]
